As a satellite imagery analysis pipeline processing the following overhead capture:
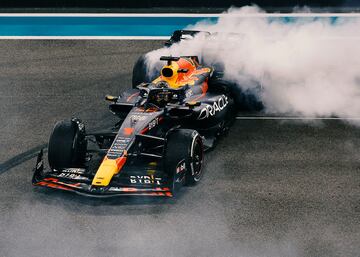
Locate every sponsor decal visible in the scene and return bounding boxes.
[115,137,131,142]
[110,137,131,153]
[108,187,125,192]
[131,115,147,122]
[109,149,124,153]
[77,122,85,132]
[176,160,186,174]
[112,144,127,149]
[132,112,154,116]
[72,118,85,133]
[108,187,170,193]
[130,175,161,185]
[148,118,159,130]
[191,130,199,138]
[197,95,228,120]
[36,160,43,170]
[58,173,87,180]
[185,89,193,98]
[61,168,86,174]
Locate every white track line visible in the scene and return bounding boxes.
[0,36,169,40]
[235,116,360,120]
[0,13,359,17]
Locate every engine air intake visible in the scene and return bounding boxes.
[161,67,174,78]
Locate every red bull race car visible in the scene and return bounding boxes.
[33,53,240,197]
[33,55,236,197]
[133,30,263,111]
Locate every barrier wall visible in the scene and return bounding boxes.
[0,13,358,39]
[0,0,349,9]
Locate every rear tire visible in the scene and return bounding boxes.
[208,77,231,95]
[164,129,204,195]
[209,76,264,111]
[48,119,87,170]
[132,54,160,88]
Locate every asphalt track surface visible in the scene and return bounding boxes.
[0,40,359,257]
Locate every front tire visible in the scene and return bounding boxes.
[48,119,87,170]
[164,129,204,195]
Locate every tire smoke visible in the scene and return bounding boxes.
[145,6,360,120]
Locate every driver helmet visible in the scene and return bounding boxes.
[155,81,169,88]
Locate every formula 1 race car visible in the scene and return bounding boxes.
[132,30,263,111]
[33,55,236,197]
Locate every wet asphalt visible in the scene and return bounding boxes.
[0,40,359,257]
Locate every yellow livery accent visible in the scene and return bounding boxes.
[153,57,211,89]
[159,63,179,88]
[92,156,127,186]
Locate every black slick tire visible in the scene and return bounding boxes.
[132,54,148,88]
[164,129,204,195]
[132,54,161,88]
[48,120,86,170]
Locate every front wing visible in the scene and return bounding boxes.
[32,150,173,197]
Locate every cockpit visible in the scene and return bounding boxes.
[137,56,212,108]
[138,83,187,108]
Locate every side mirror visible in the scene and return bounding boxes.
[105,95,118,102]
[185,101,201,108]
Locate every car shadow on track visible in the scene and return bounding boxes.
[0,143,48,175]
[0,119,115,175]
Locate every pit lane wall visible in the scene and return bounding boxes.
[0,13,359,39]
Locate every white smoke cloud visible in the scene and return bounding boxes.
[145,6,360,118]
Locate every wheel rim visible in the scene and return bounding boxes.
[191,138,204,181]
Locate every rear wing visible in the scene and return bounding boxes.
[164,30,211,47]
